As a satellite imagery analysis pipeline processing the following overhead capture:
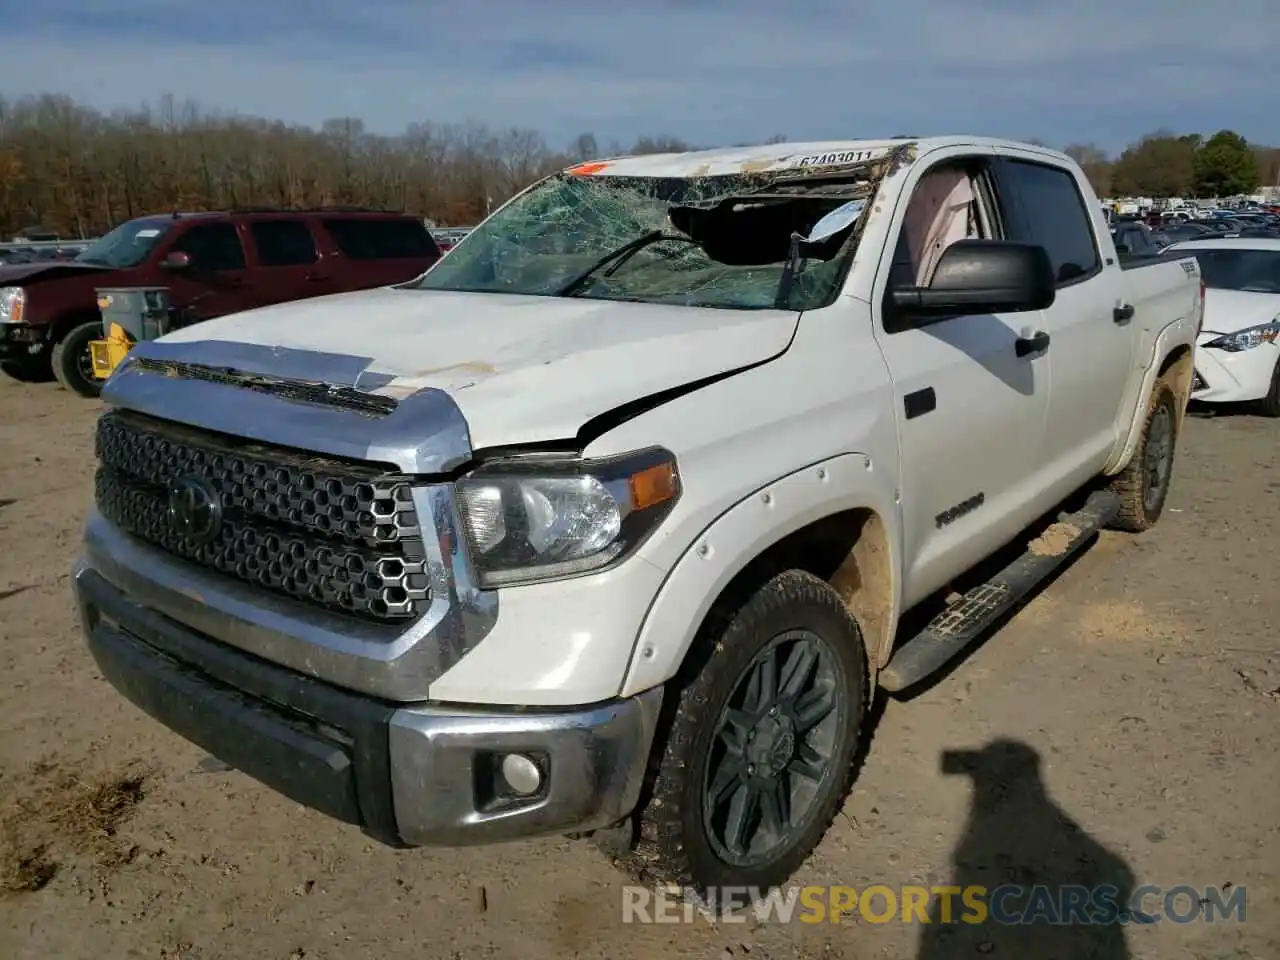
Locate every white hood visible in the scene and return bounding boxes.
[1201,288,1280,336]
[161,287,799,448]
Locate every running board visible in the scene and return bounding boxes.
[879,489,1120,693]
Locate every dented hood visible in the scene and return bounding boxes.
[159,286,799,448]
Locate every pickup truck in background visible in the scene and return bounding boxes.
[0,208,440,397]
[75,137,1202,901]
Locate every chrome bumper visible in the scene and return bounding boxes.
[389,693,661,845]
[74,560,662,845]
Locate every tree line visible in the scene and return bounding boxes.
[1057,129,1274,200]
[0,93,1274,241]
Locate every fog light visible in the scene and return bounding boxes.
[499,753,543,796]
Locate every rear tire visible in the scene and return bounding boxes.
[1108,380,1179,532]
[628,570,868,902]
[1255,360,1280,418]
[51,322,103,398]
[1,356,53,383]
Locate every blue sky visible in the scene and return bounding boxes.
[0,0,1275,157]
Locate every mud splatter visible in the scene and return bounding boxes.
[1029,522,1080,557]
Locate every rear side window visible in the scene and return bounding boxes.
[170,222,246,271]
[998,160,1100,285]
[251,220,318,266]
[1111,224,1158,258]
[322,218,438,261]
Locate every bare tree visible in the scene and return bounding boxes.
[0,92,1266,237]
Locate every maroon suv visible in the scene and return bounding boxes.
[0,208,441,397]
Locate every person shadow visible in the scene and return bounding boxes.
[917,739,1137,960]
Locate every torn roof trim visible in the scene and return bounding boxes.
[564,136,1071,179]
[566,140,908,179]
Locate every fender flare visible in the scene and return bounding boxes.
[1103,316,1198,476]
[619,452,901,697]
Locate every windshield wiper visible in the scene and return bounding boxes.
[556,230,696,297]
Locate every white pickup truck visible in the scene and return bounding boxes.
[75,137,1203,898]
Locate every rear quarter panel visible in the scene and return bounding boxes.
[1102,256,1202,474]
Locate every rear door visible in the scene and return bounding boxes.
[320,217,440,289]
[246,217,329,306]
[159,221,257,324]
[992,152,1134,487]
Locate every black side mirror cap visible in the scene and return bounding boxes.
[890,240,1056,319]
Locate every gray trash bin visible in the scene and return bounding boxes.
[96,287,172,341]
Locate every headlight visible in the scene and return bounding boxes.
[456,448,680,587]
[1204,319,1280,352]
[0,286,25,323]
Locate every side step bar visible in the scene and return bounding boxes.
[879,489,1120,693]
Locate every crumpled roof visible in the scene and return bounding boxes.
[566,139,909,179]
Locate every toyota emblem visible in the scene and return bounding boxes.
[167,476,223,544]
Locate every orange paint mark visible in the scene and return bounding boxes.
[566,161,611,176]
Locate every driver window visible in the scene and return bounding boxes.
[891,162,990,289]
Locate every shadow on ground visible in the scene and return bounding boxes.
[917,739,1136,959]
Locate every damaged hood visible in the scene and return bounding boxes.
[158,286,799,448]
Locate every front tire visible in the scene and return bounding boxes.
[633,570,867,900]
[1255,359,1280,418]
[1109,379,1179,532]
[51,322,103,398]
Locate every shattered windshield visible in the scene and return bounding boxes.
[410,172,873,311]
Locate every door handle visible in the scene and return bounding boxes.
[304,272,330,281]
[1014,331,1050,357]
[1113,303,1135,324]
[904,387,936,419]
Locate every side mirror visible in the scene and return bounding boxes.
[160,250,192,270]
[890,240,1055,319]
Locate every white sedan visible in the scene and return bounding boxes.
[1164,238,1280,416]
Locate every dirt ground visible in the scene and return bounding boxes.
[0,374,1277,960]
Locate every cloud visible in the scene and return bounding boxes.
[0,0,1275,155]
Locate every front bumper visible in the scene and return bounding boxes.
[1192,338,1280,404]
[74,562,662,846]
[0,320,47,359]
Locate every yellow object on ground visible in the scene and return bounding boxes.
[88,323,134,379]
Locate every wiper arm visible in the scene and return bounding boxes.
[556,230,695,297]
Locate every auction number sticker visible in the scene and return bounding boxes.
[795,149,883,167]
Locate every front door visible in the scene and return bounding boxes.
[872,150,1052,607]
[159,221,257,326]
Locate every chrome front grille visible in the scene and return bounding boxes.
[1191,369,1207,392]
[94,410,430,621]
